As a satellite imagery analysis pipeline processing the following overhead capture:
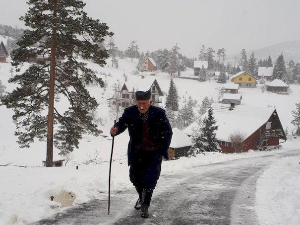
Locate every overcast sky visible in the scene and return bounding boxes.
[1,0,300,57]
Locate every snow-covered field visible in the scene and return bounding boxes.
[0,52,300,224]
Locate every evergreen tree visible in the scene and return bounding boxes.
[137,52,146,71]
[217,67,227,83]
[240,49,248,72]
[267,55,273,67]
[165,78,179,111]
[292,102,300,135]
[248,51,257,76]
[198,96,211,116]
[198,66,207,82]
[165,107,176,128]
[125,40,139,61]
[1,0,112,167]
[192,108,218,153]
[178,96,195,128]
[287,60,295,83]
[273,54,287,82]
[168,44,180,76]
[207,47,215,70]
[0,80,6,98]
[198,45,207,61]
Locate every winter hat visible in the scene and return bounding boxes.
[135,89,151,100]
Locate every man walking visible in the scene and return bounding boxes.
[110,89,172,218]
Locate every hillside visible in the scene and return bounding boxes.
[228,40,300,63]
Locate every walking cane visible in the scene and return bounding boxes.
[108,120,116,215]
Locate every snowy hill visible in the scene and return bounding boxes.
[228,40,300,63]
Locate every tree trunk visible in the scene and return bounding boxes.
[46,0,57,167]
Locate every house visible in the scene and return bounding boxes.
[184,105,286,153]
[266,79,289,94]
[42,160,65,167]
[230,71,257,88]
[194,61,208,76]
[258,67,273,81]
[0,42,8,63]
[108,78,163,108]
[220,93,242,105]
[142,57,157,72]
[221,83,239,94]
[167,128,192,159]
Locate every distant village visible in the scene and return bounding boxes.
[0,27,298,161]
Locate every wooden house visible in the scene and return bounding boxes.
[142,57,157,72]
[0,42,8,63]
[194,61,208,76]
[167,128,192,159]
[258,67,273,81]
[221,83,239,94]
[184,106,286,153]
[266,79,289,94]
[108,78,163,108]
[230,71,257,88]
[220,93,242,105]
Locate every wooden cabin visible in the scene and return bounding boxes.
[266,79,289,94]
[142,57,157,72]
[168,128,192,159]
[194,61,208,76]
[230,71,257,88]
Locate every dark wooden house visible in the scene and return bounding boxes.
[266,79,289,94]
[168,128,192,159]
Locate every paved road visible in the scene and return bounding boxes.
[32,150,299,225]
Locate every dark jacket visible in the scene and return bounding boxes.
[115,105,173,165]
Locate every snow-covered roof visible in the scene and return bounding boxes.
[214,71,228,76]
[258,67,273,77]
[230,71,245,79]
[170,128,192,148]
[221,93,242,100]
[148,57,156,67]
[122,76,160,92]
[222,83,239,90]
[194,61,208,69]
[184,105,276,142]
[266,79,288,87]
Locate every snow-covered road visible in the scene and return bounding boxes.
[32,150,299,225]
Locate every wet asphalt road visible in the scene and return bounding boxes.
[31,150,299,225]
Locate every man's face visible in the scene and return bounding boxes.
[136,99,152,114]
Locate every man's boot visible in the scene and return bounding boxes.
[134,186,143,210]
[141,188,153,218]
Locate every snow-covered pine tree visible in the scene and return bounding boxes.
[287,60,295,83]
[178,96,195,128]
[292,102,300,135]
[198,66,207,82]
[168,44,180,76]
[199,45,207,61]
[198,96,211,116]
[1,0,112,166]
[137,52,146,71]
[165,78,179,111]
[207,47,215,70]
[273,54,287,82]
[240,49,248,72]
[217,66,227,83]
[248,51,257,76]
[125,40,139,61]
[165,107,176,128]
[191,108,218,153]
[0,80,6,97]
[267,55,273,67]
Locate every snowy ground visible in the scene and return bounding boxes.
[0,53,300,224]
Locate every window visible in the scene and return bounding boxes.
[122,102,125,107]
[239,77,242,81]
[152,86,155,91]
[248,78,251,81]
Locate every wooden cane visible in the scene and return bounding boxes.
[108,120,116,215]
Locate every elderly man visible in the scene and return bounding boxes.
[110,89,172,218]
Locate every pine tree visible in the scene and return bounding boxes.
[125,40,139,61]
[192,108,218,153]
[198,66,207,82]
[1,0,112,167]
[292,102,300,135]
[199,45,207,61]
[168,44,180,76]
[137,52,146,71]
[0,80,6,98]
[165,78,179,111]
[287,60,295,83]
[240,49,248,72]
[217,66,227,83]
[178,96,195,128]
[198,96,211,116]
[267,55,273,67]
[207,47,215,70]
[248,51,257,76]
[273,54,287,82]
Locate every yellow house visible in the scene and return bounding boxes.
[230,71,257,88]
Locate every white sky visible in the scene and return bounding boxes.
[1,0,300,57]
